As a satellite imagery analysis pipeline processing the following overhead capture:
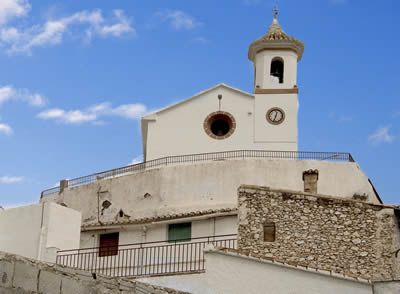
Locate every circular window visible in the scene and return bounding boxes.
[204,111,236,140]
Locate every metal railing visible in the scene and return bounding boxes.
[56,234,237,278]
[41,150,355,197]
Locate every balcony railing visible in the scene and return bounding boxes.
[41,150,355,197]
[56,234,237,278]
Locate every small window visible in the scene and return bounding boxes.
[263,223,276,242]
[99,232,119,257]
[168,223,192,242]
[270,58,284,84]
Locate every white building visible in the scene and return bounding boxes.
[28,11,399,294]
[0,202,81,263]
[142,14,303,161]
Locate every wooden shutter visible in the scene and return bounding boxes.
[99,232,119,257]
[263,223,276,242]
[168,223,192,242]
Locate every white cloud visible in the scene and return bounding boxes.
[0,85,46,106]
[37,102,147,125]
[130,155,143,165]
[0,175,23,184]
[368,126,395,145]
[0,0,30,25]
[97,10,133,37]
[0,86,15,104]
[112,104,147,119]
[37,108,96,124]
[0,7,134,55]
[156,10,201,31]
[0,123,13,135]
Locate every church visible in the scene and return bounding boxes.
[1,10,399,294]
[143,9,302,160]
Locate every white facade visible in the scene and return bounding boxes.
[41,159,380,231]
[0,203,81,263]
[141,17,304,161]
[80,215,237,249]
[254,92,298,146]
[142,81,299,161]
[252,47,300,149]
[254,50,299,90]
[142,84,278,161]
[140,249,374,294]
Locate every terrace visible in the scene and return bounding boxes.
[56,234,237,278]
[41,150,354,198]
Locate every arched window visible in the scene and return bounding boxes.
[270,58,284,84]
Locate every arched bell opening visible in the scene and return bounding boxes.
[270,58,284,84]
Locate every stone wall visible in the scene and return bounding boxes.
[237,185,400,280]
[0,251,189,294]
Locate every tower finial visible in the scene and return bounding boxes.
[272,6,279,22]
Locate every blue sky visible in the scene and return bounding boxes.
[0,0,399,207]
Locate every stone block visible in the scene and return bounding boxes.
[61,277,96,294]
[12,261,39,293]
[0,261,14,289]
[0,287,26,294]
[38,270,62,294]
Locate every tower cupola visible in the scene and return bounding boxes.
[249,9,304,91]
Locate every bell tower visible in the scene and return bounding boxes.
[249,8,304,151]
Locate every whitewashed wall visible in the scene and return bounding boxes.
[0,203,81,262]
[142,84,297,161]
[141,250,373,294]
[254,50,298,89]
[373,281,400,294]
[80,216,237,248]
[254,92,298,146]
[42,159,380,230]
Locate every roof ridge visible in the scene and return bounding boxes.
[142,83,253,119]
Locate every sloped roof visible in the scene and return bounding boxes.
[81,207,237,230]
[141,83,253,158]
[248,17,304,61]
[142,83,253,120]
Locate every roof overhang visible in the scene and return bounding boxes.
[248,40,304,62]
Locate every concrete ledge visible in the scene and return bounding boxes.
[204,246,372,285]
[0,251,190,294]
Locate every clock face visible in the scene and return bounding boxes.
[266,108,285,125]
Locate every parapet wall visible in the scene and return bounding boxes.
[0,251,188,294]
[237,185,400,280]
[42,159,380,227]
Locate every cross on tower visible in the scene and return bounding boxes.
[272,6,279,20]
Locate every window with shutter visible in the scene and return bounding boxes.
[99,232,119,257]
[168,223,192,242]
[263,223,276,242]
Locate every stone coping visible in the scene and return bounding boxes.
[205,246,372,285]
[238,185,397,209]
[82,207,238,230]
[0,251,189,294]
